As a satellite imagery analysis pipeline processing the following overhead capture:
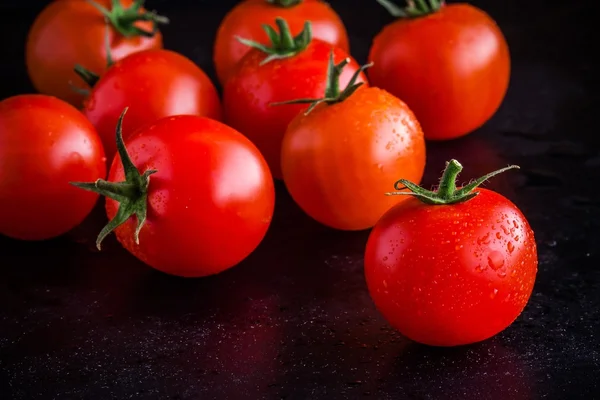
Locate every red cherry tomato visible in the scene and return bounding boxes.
[368,2,510,140]
[72,111,275,278]
[214,0,349,85]
[280,60,426,230]
[223,19,368,179]
[82,49,222,161]
[364,160,538,346]
[0,94,106,240]
[26,0,167,107]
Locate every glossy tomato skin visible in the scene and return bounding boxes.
[281,87,426,231]
[214,0,349,85]
[223,40,367,180]
[106,115,275,277]
[364,189,538,346]
[0,95,106,240]
[26,0,162,107]
[368,4,510,140]
[83,49,222,161]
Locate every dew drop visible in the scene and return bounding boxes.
[475,265,485,273]
[487,251,505,270]
[514,235,520,242]
[383,256,388,261]
[496,232,502,240]
[490,288,499,299]
[501,225,510,235]
[507,242,515,254]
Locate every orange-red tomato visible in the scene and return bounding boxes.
[26,0,166,107]
[368,3,510,140]
[224,36,366,180]
[281,86,426,231]
[214,0,349,85]
[83,49,222,161]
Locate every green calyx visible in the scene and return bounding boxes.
[237,17,312,65]
[271,51,372,115]
[266,0,303,7]
[377,0,444,18]
[386,159,520,205]
[70,108,157,250]
[85,0,169,38]
[72,22,115,93]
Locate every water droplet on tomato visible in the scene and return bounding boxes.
[507,242,515,253]
[490,288,499,299]
[496,232,502,240]
[513,220,519,229]
[383,256,388,261]
[501,225,510,235]
[377,164,383,171]
[487,251,504,270]
[514,235,520,242]
[498,271,507,278]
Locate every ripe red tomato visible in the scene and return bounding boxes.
[223,18,368,179]
[280,60,426,231]
[364,160,538,346]
[72,110,275,278]
[214,0,349,85]
[81,49,222,161]
[368,1,510,140]
[26,0,168,107]
[0,94,106,240]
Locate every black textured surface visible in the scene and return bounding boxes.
[1,1,598,399]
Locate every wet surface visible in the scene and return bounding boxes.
[1,0,598,399]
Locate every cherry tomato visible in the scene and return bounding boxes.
[82,49,222,161]
[280,60,426,231]
[368,1,510,140]
[214,0,349,85]
[72,111,275,278]
[223,18,367,179]
[364,160,538,346]
[26,0,168,107]
[0,94,106,240]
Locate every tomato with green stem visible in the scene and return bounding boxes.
[0,94,106,241]
[364,160,538,346]
[223,18,367,180]
[76,49,222,161]
[368,0,510,140]
[71,109,275,278]
[276,57,426,231]
[26,0,168,107]
[214,0,349,85]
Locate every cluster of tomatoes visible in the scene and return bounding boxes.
[0,0,538,347]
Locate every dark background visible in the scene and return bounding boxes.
[1,0,598,399]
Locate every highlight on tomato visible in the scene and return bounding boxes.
[76,49,222,161]
[223,18,368,180]
[71,109,275,278]
[26,0,168,107]
[276,54,426,231]
[213,0,349,85]
[368,0,510,140]
[0,94,106,241]
[364,159,538,347]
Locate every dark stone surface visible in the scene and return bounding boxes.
[1,0,598,399]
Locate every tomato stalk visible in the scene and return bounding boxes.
[73,23,115,91]
[377,0,444,18]
[85,0,169,38]
[386,159,519,205]
[266,0,303,7]
[237,18,312,65]
[271,51,372,114]
[70,108,157,250]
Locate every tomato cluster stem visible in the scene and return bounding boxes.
[266,0,303,7]
[85,0,169,38]
[386,159,520,205]
[377,0,445,18]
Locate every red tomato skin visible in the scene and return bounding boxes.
[83,49,222,162]
[364,188,538,346]
[0,94,106,240]
[106,115,275,277]
[368,4,510,140]
[223,40,368,180]
[26,0,162,107]
[281,87,426,231]
[214,0,349,85]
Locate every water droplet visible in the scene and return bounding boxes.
[477,233,491,245]
[490,288,499,299]
[496,232,502,240]
[382,280,388,288]
[498,271,507,278]
[475,265,485,273]
[513,220,519,229]
[514,235,520,242]
[501,225,510,235]
[377,164,383,171]
[507,242,515,253]
[455,245,463,251]
[487,251,504,270]
[382,256,388,261]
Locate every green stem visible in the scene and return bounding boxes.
[73,22,114,90]
[236,17,312,65]
[266,0,303,7]
[385,159,520,205]
[70,107,157,250]
[376,0,445,18]
[74,64,100,87]
[271,51,372,115]
[85,0,169,38]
